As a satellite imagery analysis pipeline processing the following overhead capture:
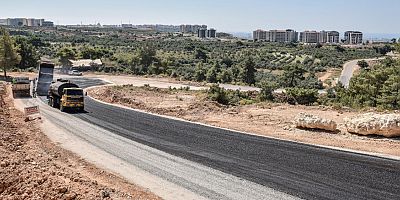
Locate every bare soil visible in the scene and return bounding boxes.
[89,85,400,157]
[0,82,160,200]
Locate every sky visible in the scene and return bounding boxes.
[1,0,399,35]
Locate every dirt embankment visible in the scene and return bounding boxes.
[89,85,400,157]
[0,83,159,199]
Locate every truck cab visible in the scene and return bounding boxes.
[48,80,85,112]
[60,88,85,112]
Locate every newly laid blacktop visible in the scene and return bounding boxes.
[21,77,400,200]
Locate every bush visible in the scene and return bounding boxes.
[258,81,277,101]
[207,84,256,106]
[207,84,229,105]
[286,88,319,105]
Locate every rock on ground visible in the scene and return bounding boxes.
[345,113,400,137]
[295,113,338,132]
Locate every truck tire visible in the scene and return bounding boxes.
[51,97,56,108]
[60,105,65,112]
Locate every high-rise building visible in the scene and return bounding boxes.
[253,29,297,43]
[319,31,340,44]
[180,24,207,33]
[300,30,341,44]
[269,30,287,43]
[253,29,267,41]
[121,24,133,28]
[42,21,54,27]
[283,29,298,43]
[299,31,320,43]
[207,29,217,38]
[344,31,363,44]
[198,28,207,38]
[319,31,328,44]
[326,31,340,44]
[7,18,27,26]
[0,18,50,27]
[0,19,7,26]
[26,18,44,26]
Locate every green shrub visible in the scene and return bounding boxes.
[286,88,318,105]
[258,81,277,101]
[207,84,229,105]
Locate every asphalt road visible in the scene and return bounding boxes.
[35,77,400,199]
[74,97,400,200]
[21,97,292,200]
[339,58,383,88]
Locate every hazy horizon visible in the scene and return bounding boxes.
[1,0,400,36]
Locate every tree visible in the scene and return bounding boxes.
[29,36,47,48]
[57,47,76,67]
[15,36,40,69]
[286,87,318,105]
[194,62,206,82]
[80,46,107,60]
[379,74,400,109]
[207,84,229,105]
[335,45,345,53]
[239,57,256,84]
[206,64,218,83]
[300,73,323,89]
[357,60,369,69]
[221,57,233,68]
[396,43,400,53]
[195,49,208,62]
[217,68,233,83]
[0,28,21,78]
[373,45,393,55]
[138,46,158,73]
[280,64,306,88]
[258,81,277,101]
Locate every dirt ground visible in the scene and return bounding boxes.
[0,82,160,200]
[89,85,400,157]
[7,72,38,80]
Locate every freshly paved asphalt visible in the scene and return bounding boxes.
[50,77,400,199]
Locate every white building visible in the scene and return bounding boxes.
[344,31,363,44]
[253,29,298,43]
[0,18,51,27]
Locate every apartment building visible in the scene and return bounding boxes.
[299,31,320,43]
[326,31,340,43]
[299,30,340,44]
[0,18,52,27]
[253,29,298,43]
[0,19,7,26]
[253,29,268,41]
[344,31,363,44]
[207,29,217,38]
[180,24,207,33]
[198,28,207,38]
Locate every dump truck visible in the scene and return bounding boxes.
[12,77,31,98]
[48,79,84,112]
[37,61,55,96]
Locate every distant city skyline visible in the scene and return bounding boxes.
[1,0,400,36]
